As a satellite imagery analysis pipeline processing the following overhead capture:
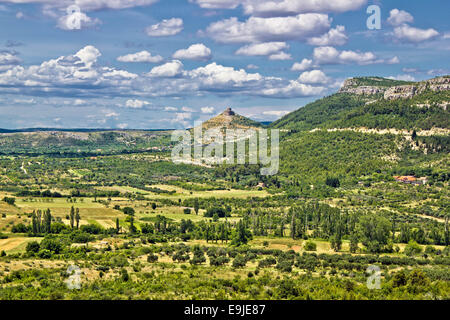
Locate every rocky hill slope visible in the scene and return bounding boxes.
[339,76,450,101]
[199,108,263,131]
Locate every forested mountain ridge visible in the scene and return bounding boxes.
[270,76,449,132]
[269,76,449,182]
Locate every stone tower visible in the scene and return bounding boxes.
[223,107,235,116]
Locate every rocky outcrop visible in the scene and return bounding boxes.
[427,76,450,92]
[384,76,450,100]
[339,78,386,95]
[384,85,418,100]
[340,85,385,95]
[340,76,450,100]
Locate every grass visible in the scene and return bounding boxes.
[98,184,270,200]
[0,236,43,254]
[15,198,105,209]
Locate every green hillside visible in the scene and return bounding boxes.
[270,76,450,183]
[271,77,449,132]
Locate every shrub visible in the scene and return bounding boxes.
[404,240,423,256]
[232,254,247,268]
[26,241,40,254]
[40,238,63,254]
[11,223,29,233]
[424,245,437,255]
[123,207,135,215]
[147,254,158,263]
[258,257,276,268]
[120,268,130,282]
[276,260,293,273]
[80,224,103,235]
[190,246,206,265]
[204,207,227,218]
[304,240,317,251]
[2,197,15,206]
[111,254,129,268]
[37,249,52,259]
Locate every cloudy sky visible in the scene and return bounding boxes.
[0,0,449,129]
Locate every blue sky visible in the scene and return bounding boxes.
[0,0,449,129]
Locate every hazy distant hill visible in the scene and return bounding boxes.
[0,130,173,155]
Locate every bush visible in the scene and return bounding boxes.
[204,207,227,218]
[232,254,247,268]
[325,177,340,188]
[37,249,52,259]
[40,238,63,254]
[80,224,103,235]
[120,268,130,282]
[258,257,276,268]
[11,223,29,233]
[190,246,206,265]
[424,245,437,255]
[304,240,317,251]
[123,207,135,215]
[110,254,129,268]
[2,197,15,206]
[147,254,158,263]
[26,241,40,254]
[404,240,423,256]
[70,231,94,243]
[141,223,154,234]
[210,256,230,266]
[276,260,293,273]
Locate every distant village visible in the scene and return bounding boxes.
[393,176,428,185]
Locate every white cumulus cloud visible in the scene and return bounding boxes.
[148,60,184,77]
[387,9,414,26]
[204,14,331,43]
[146,18,183,37]
[201,106,215,114]
[125,99,151,108]
[259,81,325,98]
[0,0,159,12]
[298,70,330,84]
[291,59,314,71]
[268,52,292,60]
[236,42,288,56]
[262,110,290,117]
[117,51,163,63]
[392,25,439,43]
[307,25,348,46]
[173,43,212,61]
[188,0,241,9]
[313,46,394,65]
[243,0,368,17]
